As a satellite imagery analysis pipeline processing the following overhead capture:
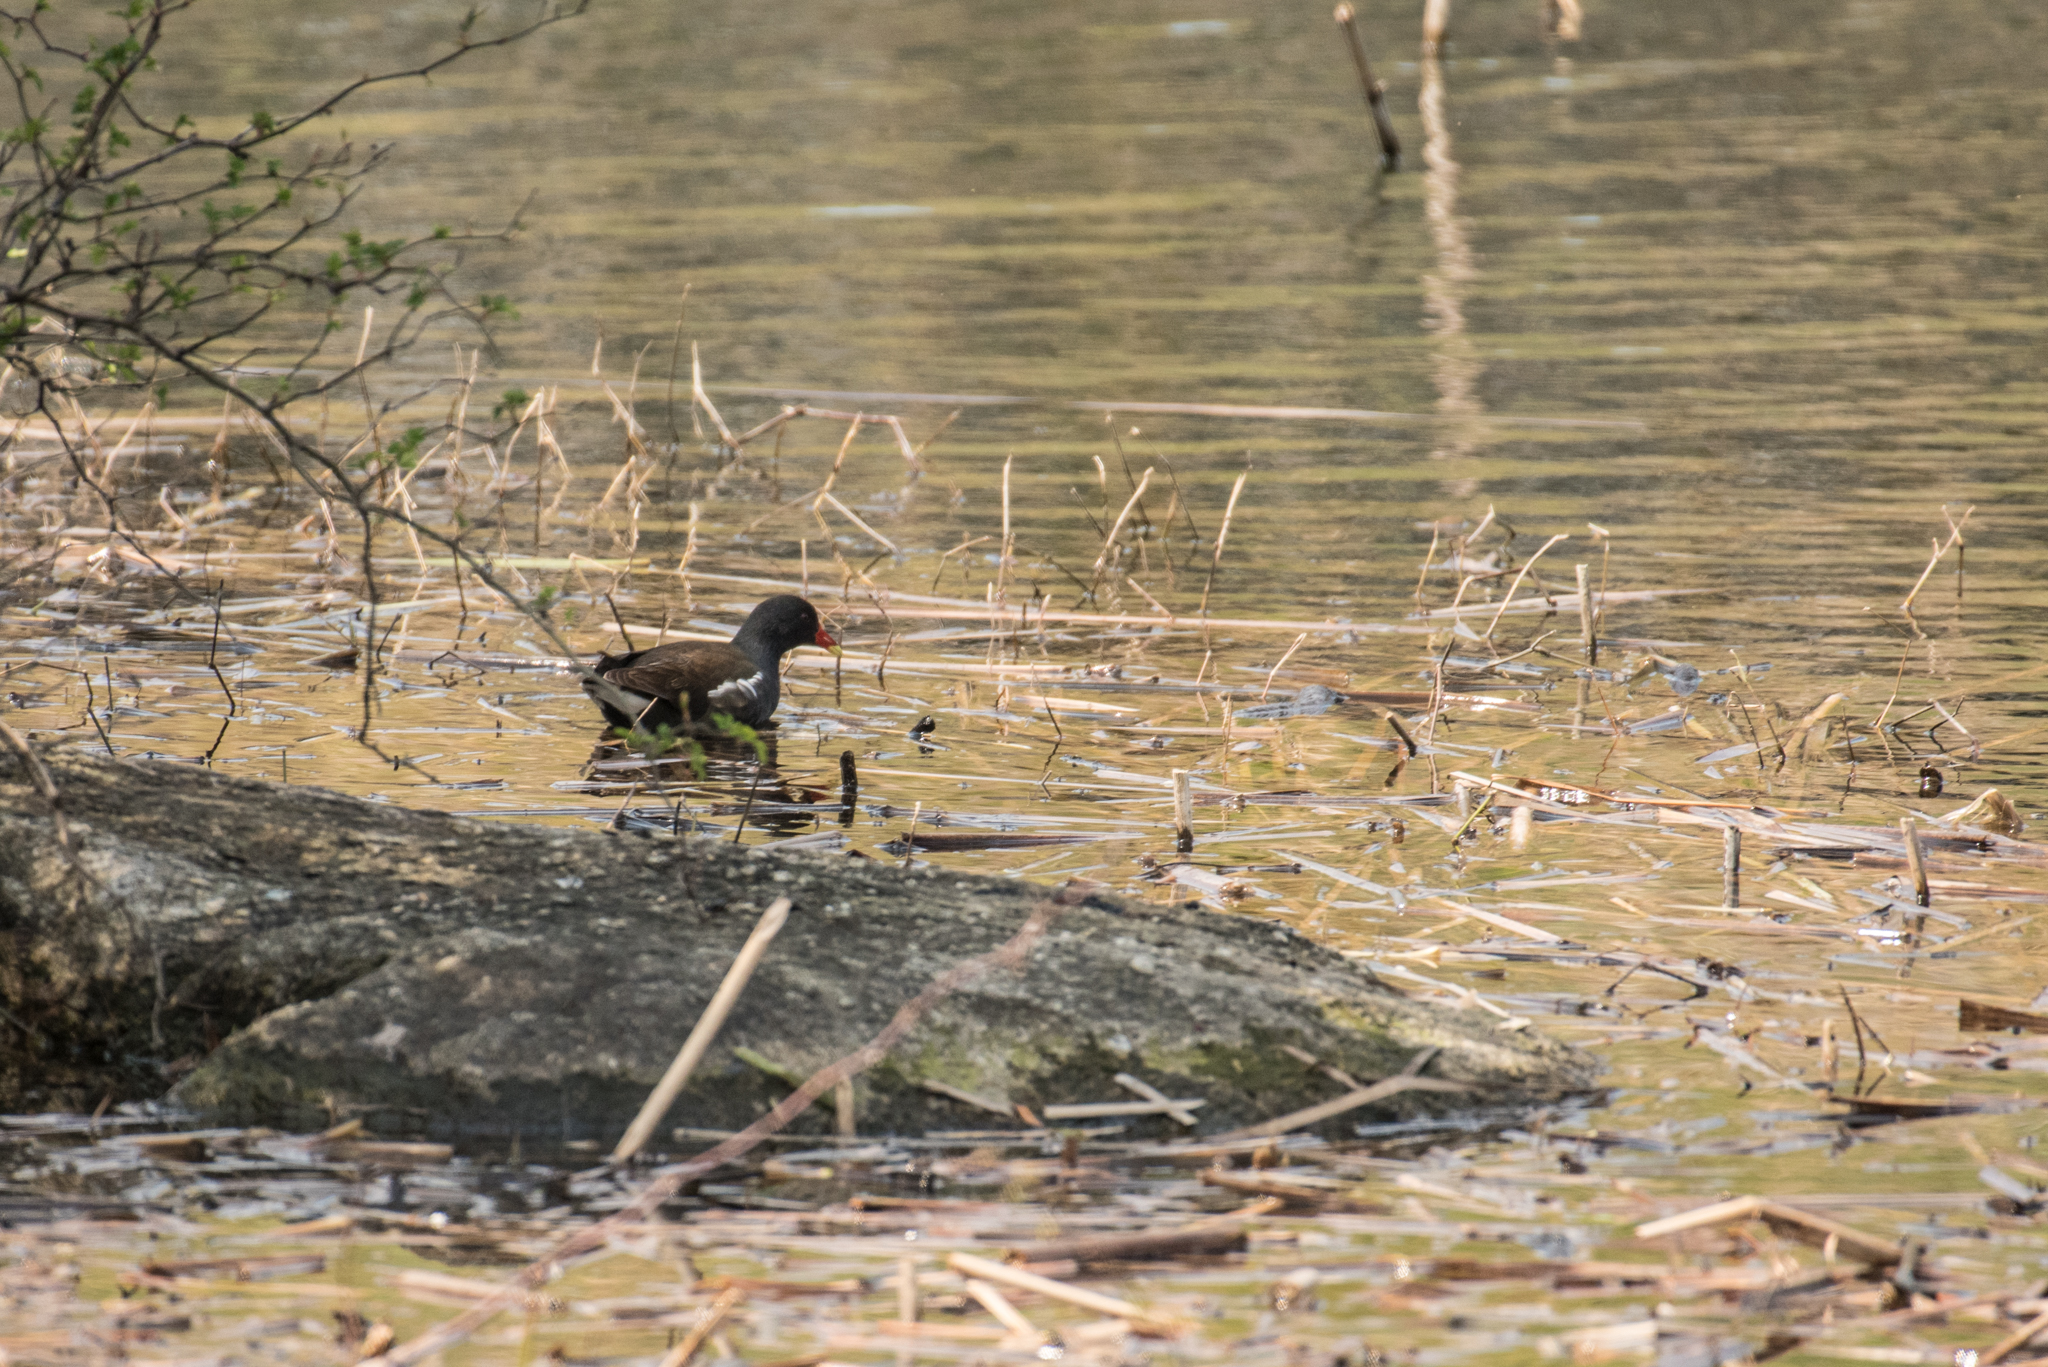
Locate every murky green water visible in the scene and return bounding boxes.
[6,0,2048,1358]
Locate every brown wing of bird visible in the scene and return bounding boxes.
[602,642,759,724]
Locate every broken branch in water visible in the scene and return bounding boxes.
[1215,1048,1472,1140]
[610,896,792,1163]
[1899,504,1973,615]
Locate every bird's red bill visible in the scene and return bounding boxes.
[815,626,840,654]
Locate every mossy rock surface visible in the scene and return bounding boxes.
[2,747,1597,1141]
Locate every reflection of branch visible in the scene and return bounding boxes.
[36,394,208,607]
[1419,47,1481,458]
[0,0,625,786]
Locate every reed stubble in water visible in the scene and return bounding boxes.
[1722,826,1741,909]
[1333,2,1401,171]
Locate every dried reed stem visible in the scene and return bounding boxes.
[897,1257,921,1323]
[1900,818,1930,908]
[1413,524,1440,612]
[1089,465,1153,583]
[608,895,794,1163]
[1899,505,1973,614]
[1333,3,1401,170]
[817,490,898,552]
[962,1279,1044,1345]
[655,1284,743,1367]
[947,1252,1163,1332]
[1575,562,1596,664]
[1480,532,1569,640]
[1722,827,1741,909]
[690,342,740,448]
[1423,0,1450,53]
[1257,633,1310,702]
[1197,470,1249,630]
[997,452,1014,606]
[833,1078,856,1137]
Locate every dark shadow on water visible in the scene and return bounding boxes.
[582,730,838,838]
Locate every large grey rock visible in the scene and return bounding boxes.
[0,746,1597,1144]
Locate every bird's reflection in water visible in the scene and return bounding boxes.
[581,730,843,838]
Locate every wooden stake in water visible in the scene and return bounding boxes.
[1900,817,1930,908]
[1172,768,1194,854]
[1722,826,1741,908]
[1575,562,1596,665]
[1333,3,1401,171]
[611,897,792,1163]
[838,750,858,827]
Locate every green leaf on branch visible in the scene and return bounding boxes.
[384,426,429,469]
[611,722,707,781]
[710,713,769,764]
[492,387,530,420]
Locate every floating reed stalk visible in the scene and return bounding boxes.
[654,1284,743,1367]
[1333,3,1401,171]
[962,1278,1044,1346]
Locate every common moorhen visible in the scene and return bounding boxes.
[585,594,837,732]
